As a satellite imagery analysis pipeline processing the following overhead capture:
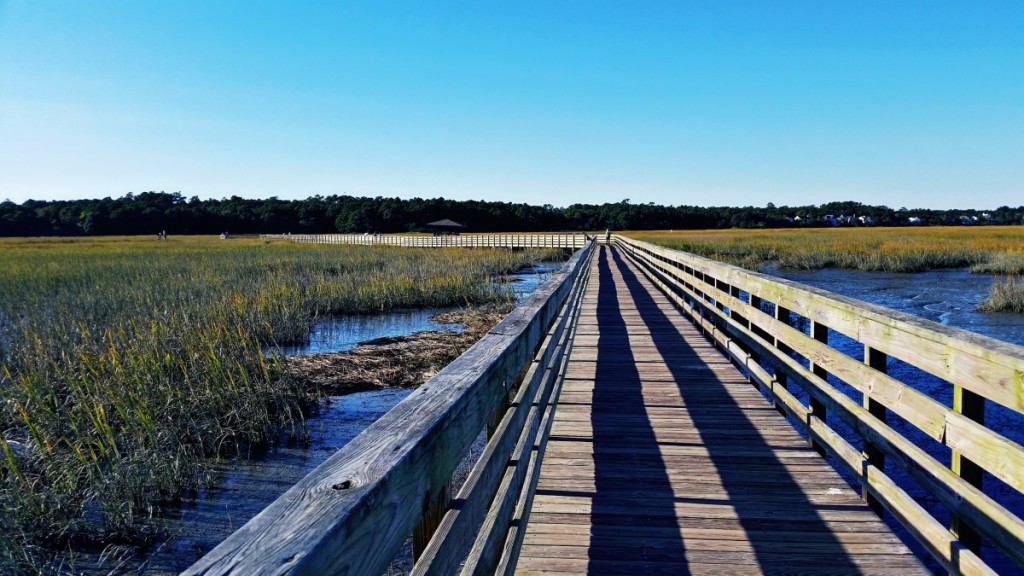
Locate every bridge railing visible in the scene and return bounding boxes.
[185,239,596,576]
[614,235,1024,575]
[260,232,590,249]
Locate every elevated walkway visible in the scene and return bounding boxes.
[517,246,926,574]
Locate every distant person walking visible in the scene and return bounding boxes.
[604,229,611,244]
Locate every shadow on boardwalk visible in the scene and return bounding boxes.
[588,246,689,573]
[582,247,865,574]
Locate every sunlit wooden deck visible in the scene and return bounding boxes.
[190,238,1022,575]
[516,246,928,575]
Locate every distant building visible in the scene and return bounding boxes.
[907,216,922,225]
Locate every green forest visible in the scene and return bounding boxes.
[2,192,1023,236]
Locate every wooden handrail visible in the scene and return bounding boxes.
[259,233,591,249]
[185,240,595,576]
[612,235,1024,574]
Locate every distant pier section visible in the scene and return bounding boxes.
[260,232,592,249]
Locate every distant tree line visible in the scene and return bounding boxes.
[2,192,1023,237]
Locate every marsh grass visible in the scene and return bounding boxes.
[980,276,1024,313]
[0,236,549,572]
[631,227,1024,273]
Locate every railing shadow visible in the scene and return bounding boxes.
[609,246,866,574]
[586,246,690,573]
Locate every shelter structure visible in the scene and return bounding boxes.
[425,219,467,235]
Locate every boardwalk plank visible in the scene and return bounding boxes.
[516,246,927,575]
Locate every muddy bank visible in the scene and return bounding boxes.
[284,302,514,394]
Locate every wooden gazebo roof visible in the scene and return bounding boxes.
[426,219,467,229]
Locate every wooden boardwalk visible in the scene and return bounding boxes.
[517,246,928,575]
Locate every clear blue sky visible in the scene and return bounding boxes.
[1,2,1021,209]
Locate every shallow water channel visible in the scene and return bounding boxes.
[274,260,562,356]
[92,262,562,574]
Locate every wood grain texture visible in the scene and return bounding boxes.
[616,236,1024,414]
[619,237,1024,572]
[625,239,1024,568]
[516,246,928,575]
[622,235,1024,493]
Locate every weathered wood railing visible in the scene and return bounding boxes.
[613,235,1024,575]
[185,239,596,576]
[260,232,590,249]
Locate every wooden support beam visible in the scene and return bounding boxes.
[773,305,792,416]
[743,293,762,390]
[413,484,451,560]
[809,320,829,456]
[863,346,888,517]
[951,385,985,554]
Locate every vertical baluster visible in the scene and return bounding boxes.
[412,485,451,560]
[773,305,791,415]
[951,386,985,553]
[727,284,750,367]
[809,321,828,456]
[746,294,764,390]
[863,346,888,516]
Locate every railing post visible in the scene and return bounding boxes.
[809,320,828,456]
[714,279,727,312]
[727,285,757,384]
[413,484,451,560]
[863,346,888,516]
[728,285,746,326]
[746,294,764,390]
[772,305,792,415]
[951,385,985,553]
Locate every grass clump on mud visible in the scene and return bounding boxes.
[632,227,1024,273]
[0,235,550,573]
[980,276,1024,313]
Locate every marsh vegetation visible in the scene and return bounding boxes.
[0,236,548,573]
[632,227,1024,312]
[979,275,1024,313]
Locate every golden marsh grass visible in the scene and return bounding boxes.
[628,227,1024,312]
[0,236,550,571]
[628,226,1024,272]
